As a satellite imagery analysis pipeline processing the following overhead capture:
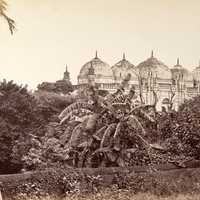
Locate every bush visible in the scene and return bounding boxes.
[0,80,75,174]
[157,95,200,161]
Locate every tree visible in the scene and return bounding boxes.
[0,80,48,173]
[0,0,15,34]
[0,79,76,173]
[34,90,75,122]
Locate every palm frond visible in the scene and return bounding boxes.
[104,73,131,105]
[67,123,83,148]
[127,115,147,136]
[59,101,94,120]
[113,122,122,139]
[113,122,122,151]
[0,0,16,34]
[112,93,126,104]
[60,108,92,125]
[100,123,116,148]
[93,125,108,141]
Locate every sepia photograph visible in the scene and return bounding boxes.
[0,0,200,199]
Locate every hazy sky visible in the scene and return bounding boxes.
[0,0,200,89]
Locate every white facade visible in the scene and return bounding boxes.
[73,52,200,111]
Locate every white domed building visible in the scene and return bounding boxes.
[71,51,199,110]
[78,52,113,85]
[136,51,173,109]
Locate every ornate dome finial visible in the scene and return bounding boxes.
[151,50,154,58]
[95,50,98,59]
[177,58,180,65]
[123,53,126,60]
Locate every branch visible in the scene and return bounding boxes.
[0,0,16,34]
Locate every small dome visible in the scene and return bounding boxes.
[171,58,192,81]
[112,53,137,80]
[78,52,113,78]
[137,51,171,79]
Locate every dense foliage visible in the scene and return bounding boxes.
[23,74,163,169]
[0,80,74,174]
[1,76,200,173]
[0,80,43,173]
[34,90,75,122]
[157,96,200,164]
[23,76,200,170]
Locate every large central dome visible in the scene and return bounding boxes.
[137,51,171,79]
[79,52,113,78]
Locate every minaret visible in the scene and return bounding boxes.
[63,65,70,81]
[88,62,95,85]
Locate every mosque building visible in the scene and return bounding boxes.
[64,51,200,111]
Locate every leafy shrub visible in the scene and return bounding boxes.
[156,95,200,162]
[0,80,75,174]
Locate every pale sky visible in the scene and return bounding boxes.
[0,0,200,89]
